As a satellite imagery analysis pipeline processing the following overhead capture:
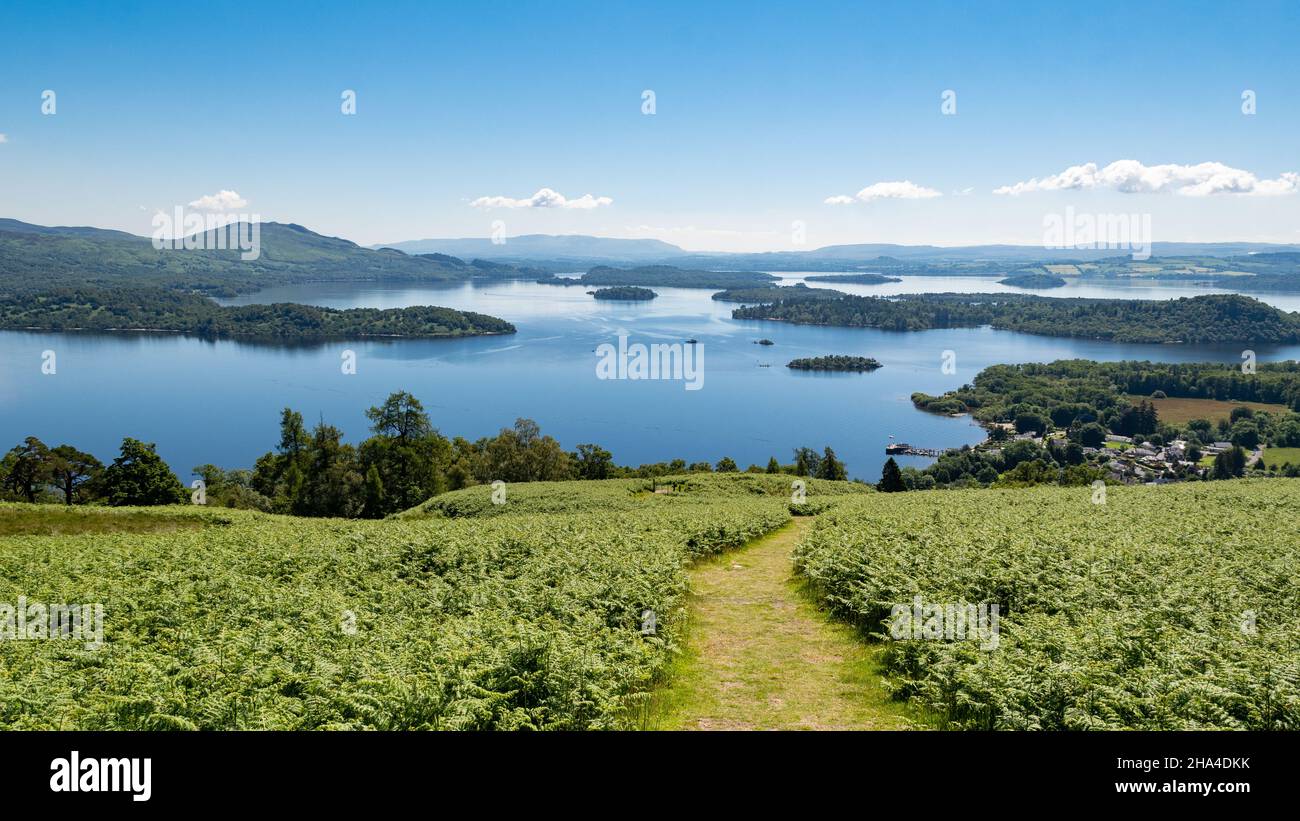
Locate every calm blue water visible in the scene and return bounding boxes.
[5,276,1299,481]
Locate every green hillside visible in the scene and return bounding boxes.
[0,220,524,341]
[0,476,816,730]
[2,475,1295,730]
[0,220,518,298]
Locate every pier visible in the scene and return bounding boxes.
[885,443,944,457]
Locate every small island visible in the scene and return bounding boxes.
[803,273,903,285]
[787,355,882,372]
[591,286,658,301]
[1000,273,1067,289]
[754,338,774,346]
[712,283,847,303]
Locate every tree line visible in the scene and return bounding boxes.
[0,391,852,516]
[0,436,187,506]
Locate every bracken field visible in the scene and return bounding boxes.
[2,474,1297,730]
[794,480,1300,730]
[0,477,805,730]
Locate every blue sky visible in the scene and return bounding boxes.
[2,0,1298,250]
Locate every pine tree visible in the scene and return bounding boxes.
[1211,451,1232,480]
[817,446,847,480]
[793,447,822,477]
[1230,445,1248,476]
[362,465,385,519]
[101,438,187,506]
[877,457,906,492]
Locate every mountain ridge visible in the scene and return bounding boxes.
[374,231,1300,265]
[374,233,688,262]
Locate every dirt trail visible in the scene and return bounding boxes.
[649,517,913,730]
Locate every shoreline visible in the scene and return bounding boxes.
[0,325,518,343]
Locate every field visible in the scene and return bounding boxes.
[4,476,1297,731]
[794,481,1300,729]
[1262,447,1300,469]
[0,478,810,730]
[1126,394,1291,424]
[0,504,220,537]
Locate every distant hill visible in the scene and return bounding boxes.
[375,233,1300,270]
[795,242,1300,261]
[0,219,522,342]
[669,243,1300,272]
[8,218,1300,295]
[0,219,487,297]
[375,234,688,264]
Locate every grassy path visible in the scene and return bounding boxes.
[648,517,915,730]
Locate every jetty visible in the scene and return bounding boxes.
[885,442,943,457]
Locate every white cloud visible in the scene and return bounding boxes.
[470,187,612,209]
[825,180,942,204]
[1252,172,1300,196]
[994,160,1299,197]
[0,134,8,143]
[994,163,1099,195]
[188,189,248,211]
